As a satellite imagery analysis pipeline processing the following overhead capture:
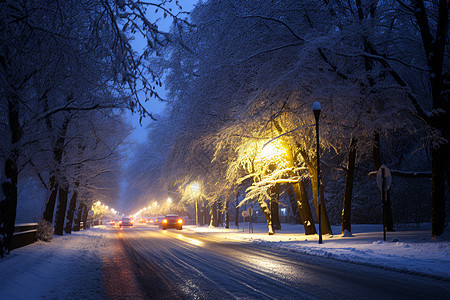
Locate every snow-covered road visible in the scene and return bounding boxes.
[0,223,449,299]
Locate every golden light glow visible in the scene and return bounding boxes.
[259,139,286,162]
[191,182,200,193]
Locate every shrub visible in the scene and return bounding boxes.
[36,220,54,242]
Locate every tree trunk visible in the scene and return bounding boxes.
[291,181,317,235]
[224,197,229,229]
[286,185,301,224]
[0,97,22,257]
[431,145,447,237]
[73,201,84,231]
[270,184,281,230]
[43,176,58,224]
[319,182,333,235]
[54,185,69,235]
[217,200,223,227]
[235,193,239,229]
[210,202,217,227]
[310,174,333,235]
[199,201,206,226]
[297,146,332,235]
[82,202,89,229]
[258,197,274,235]
[0,156,18,257]
[64,189,78,234]
[43,115,71,225]
[342,137,357,234]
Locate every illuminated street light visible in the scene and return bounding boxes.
[191,182,200,227]
[313,101,322,244]
[260,102,324,244]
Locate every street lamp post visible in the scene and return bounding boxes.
[313,102,322,244]
[260,102,323,243]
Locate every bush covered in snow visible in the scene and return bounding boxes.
[36,220,54,242]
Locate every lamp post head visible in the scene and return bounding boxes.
[312,102,321,123]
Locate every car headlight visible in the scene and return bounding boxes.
[162,219,168,224]
[177,219,183,224]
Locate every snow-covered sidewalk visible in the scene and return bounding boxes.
[0,228,113,299]
[190,223,450,280]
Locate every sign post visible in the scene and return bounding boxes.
[247,207,253,233]
[377,165,392,241]
[242,211,248,232]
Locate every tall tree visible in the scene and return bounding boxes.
[0,0,188,255]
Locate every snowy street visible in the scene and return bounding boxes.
[1,223,449,299]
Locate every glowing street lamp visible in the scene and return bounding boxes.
[260,102,324,244]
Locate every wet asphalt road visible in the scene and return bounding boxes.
[102,224,449,299]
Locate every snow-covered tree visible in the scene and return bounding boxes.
[157,0,447,237]
[0,0,190,256]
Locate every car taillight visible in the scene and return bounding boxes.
[162,219,168,224]
[178,219,183,224]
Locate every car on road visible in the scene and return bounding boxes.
[161,215,183,230]
[154,216,165,225]
[109,220,115,226]
[119,217,133,227]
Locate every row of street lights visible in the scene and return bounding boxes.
[132,197,176,219]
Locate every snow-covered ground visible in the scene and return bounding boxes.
[0,229,110,299]
[0,223,448,299]
[191,223,450,280]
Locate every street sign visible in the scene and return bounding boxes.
[242,211,249,217]
[89,210,94,217]
[247,207,253,216]
[376,165,392,191]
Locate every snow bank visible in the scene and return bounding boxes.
[0,227,113,299]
